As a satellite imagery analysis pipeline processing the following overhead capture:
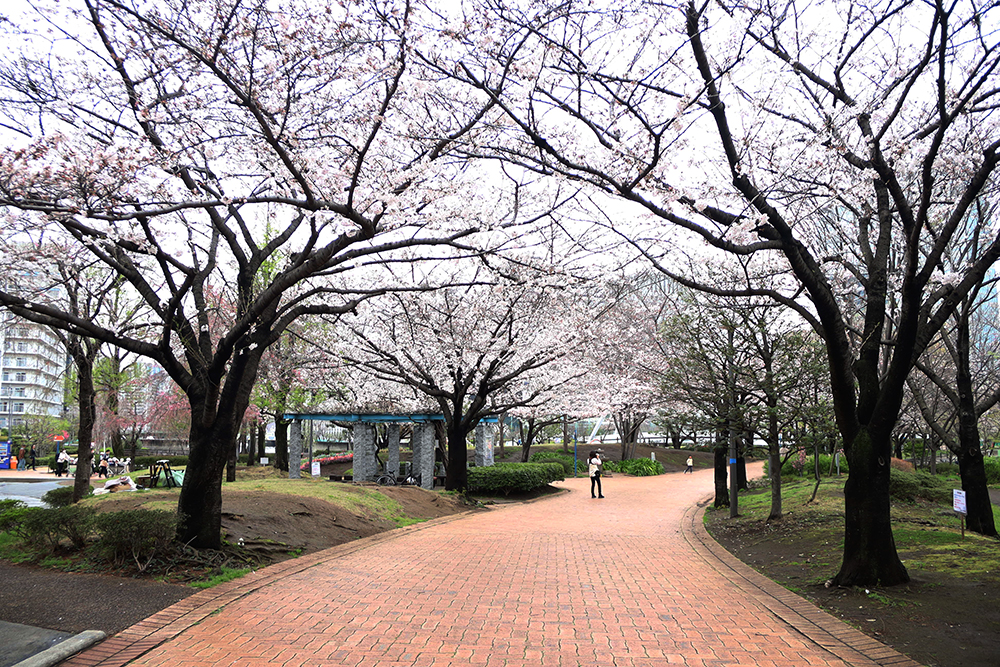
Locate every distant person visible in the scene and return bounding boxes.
[29,445,37,470]
[684,456,694,474]
[17,445,26,470]
[589,451,604,499]
[56,449,72,477]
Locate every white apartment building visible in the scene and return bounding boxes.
[0,313,67,429]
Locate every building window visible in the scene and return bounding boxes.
[14,372,26,382]
[0,372,7,382]
[13,387,26,397]
[12,402,25,414]
[12,417,23,426]
[16,342,27,353]
[15,357,26,367]
[0,401,7,413]
[0,387,8,397]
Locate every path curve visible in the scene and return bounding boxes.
[63,467,921,667]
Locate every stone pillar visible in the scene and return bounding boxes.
[289,420,303,479]
[387,423,401,477]
[412,422,436,489]
[474,423,494,467]
[353,423,378,482]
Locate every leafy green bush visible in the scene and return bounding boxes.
[18,505,96,551]
[528,451,579,475]
[467,462,564,495]
[94,509,179,571]
[602,458,664,476]
[933,462,959,476]
[0,499,29,536]
[41,485,92,508]
[984,457,1000,485]
[889,468,951,504]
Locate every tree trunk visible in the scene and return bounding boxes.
[713,432,729,508]
[953,314,998,536]
[273,419,289,471]
[445,421,470,491]
[832,428,909,586]
[226,430,238,483]
[177,422,231,549]
[72,359,97,503]
[766,403,782,520]
[247,425,258,467]
[562,415,569,454]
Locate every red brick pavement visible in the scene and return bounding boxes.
[61,466,922,667]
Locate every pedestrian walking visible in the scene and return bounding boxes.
[684,456,694,474]
[17,445,26,470]
[589,450,604,498]
[56,449,72,477]
[29,445,36,470]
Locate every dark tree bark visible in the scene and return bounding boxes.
[713,431,730,508]
[68,340,100,503]
[273,419,289,472]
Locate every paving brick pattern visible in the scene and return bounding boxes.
[61,467,922,667]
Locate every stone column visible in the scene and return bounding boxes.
[474,423,495,467]
[353,423,378,482]
[412,422,436,489]
[387,423,401,477]
[289,420,303,479]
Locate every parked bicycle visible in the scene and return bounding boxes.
[375,471,421,486]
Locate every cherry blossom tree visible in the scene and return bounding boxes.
[0,0,518,548]
[907,199,1000,536]
[445,0,1000,586]
[336,260,587,490]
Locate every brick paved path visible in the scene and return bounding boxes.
[64,467,921,667]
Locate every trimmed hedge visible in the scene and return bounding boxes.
[467,462,564,495]
[602,458,664,476]
[528,451,579,475]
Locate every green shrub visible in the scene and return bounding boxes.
[94,509,179,571]
[528,451,579,475]
[933,462,959,476]
[0,500,28,536]
[18,505,96,552]
[467,462,564,495]
[42,485,92,508]
[984,457,1000,485]
[603,458,664,476]
[889,468,951,504]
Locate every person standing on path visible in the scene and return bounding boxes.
[17,446,26,470]
[684,456,694,474]
[589,451,604,498]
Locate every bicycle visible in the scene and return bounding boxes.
[375,471,421,486]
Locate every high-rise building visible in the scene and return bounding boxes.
[0,313,67,430]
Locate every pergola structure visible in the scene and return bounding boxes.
[280,412,497,489]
